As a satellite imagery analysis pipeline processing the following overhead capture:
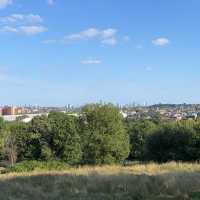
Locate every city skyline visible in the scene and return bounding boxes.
[1,0,200,106]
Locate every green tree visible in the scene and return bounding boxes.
[189,120,200,160]
[80,104,129,164]
[126,119,156,160]
[28,115,51,160]
[0,117,4,129]
[3,122,28,165]
[48,112,82,165]
[0,117,5,160]
[145,123,194,162]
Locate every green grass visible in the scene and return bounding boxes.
[0,162,200,200]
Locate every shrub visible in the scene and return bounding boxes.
[145,124,195,162]
[3,160,70,173]
[126,119,157,160]
[48,112,82,165]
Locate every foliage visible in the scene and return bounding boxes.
[145,123,197,162]
[0,118,5,160]
[79,104,130,164]
[0,104,200,165]
[4,160,70,173]
[48,112,82,165]
[126,119,157,160]
[27,115,51,160]
[2,122,29,165]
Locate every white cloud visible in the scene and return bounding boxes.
[0,0,12,9]
[101,29,117,38]
[62,28,118,45]
[0,13,47,35]
[0,14,43,24]
[65,28,100,41]
[43,28,132,46]
[19,26,47,35]
[152,37,170,46]
[1,25,47,35]
[81,28,100,38]
[101,37,117,46]
[81,59,102,65]
[1,25,18,32]
[47,0,55,5]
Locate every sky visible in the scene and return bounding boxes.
[0,0,200,106]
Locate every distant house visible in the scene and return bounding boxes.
[2,106,24,115]
[2,113,45,122]
[185,113,198,120]
[120,111,128,118]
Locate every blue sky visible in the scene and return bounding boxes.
[0,0,200,106]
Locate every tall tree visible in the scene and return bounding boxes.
[0,118,5,159]
[3,123,27,165]
[126,119,157,160]
[48,112,82,165]
[80,104,130,164]
[28,115,52,160]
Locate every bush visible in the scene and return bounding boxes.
[145,124,195,162]
[48,112,82,165]
[3,160,70,173]
[126,119,157,160]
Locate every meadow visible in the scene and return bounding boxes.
[0,162,200,200]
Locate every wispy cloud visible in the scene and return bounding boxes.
[63,28,118,45]
[0,13,47,35]
[1,25,47,35]
[0,0,12,9]
[19,26,47,35]
[1,26,18,33]
[101,29,117,38]
[152,37,170,46]
[101,37,117,46]
[43,27,119,46]
[0,14,43,24]
[81,58,102,65]
[64,28,117,42]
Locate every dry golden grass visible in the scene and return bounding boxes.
[0,162,200,200]
[72,162,200,175]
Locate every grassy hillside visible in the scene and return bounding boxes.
[0,162,200,200]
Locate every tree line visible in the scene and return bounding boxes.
[0,104,200,166]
